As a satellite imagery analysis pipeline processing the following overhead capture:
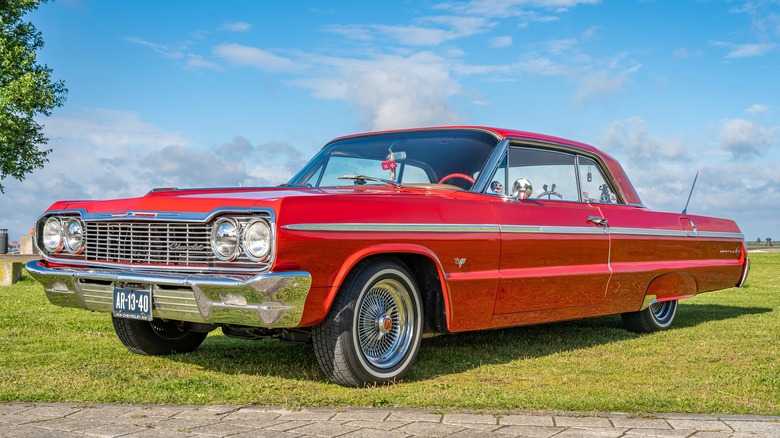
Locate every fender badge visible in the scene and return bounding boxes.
[454,258,467,268]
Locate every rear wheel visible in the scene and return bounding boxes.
[312,258,423,387]
[112,317,208,355]
[621,300,678,333]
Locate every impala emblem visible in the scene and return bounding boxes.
[454,258,467,268]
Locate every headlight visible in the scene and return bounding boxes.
[64,218,84,254]
[211,218,239,260]
[42,217,64,253]
[242,219,271,261]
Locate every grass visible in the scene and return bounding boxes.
[1,253,778,414]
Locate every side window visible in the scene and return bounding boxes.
[578,156,618,204]
[487,146,578,201]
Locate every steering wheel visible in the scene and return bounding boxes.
[438,173,476,185]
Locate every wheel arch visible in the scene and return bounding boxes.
[322,244,451,334]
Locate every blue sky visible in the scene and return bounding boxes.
[1,0,779,242]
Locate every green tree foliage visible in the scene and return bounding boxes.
[0,0,66,193]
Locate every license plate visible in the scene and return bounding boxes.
[113,288,153,321]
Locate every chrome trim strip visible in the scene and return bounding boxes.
[39,207,275,223]
[284,222,744,239]
[282,223,500,233]
[25,261,312,328]
[737,257,750,288]
[474,138,510,194]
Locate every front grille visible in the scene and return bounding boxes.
[86,222,213,266]
[82,218,270,270]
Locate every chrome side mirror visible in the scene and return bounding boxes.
[512,178,533,201]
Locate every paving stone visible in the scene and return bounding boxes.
[386,412,443,423]
[79,422,150,437]
[0,404,32,415]
[231,429,302,438]
[12,404,82,421]
[124,428,195,438]
[277,410,337,421]
[718,415,780,422]
[443,413,498,425]
[0,425,84,438]
[135,417,219,432]
[223,409,282,424]
[499,414,555,427]
[397,421,464,436]
[32,417,109,432]
[666,419,731,432]
[496,425,567,437]
[188,421,259,437]
[121,406,186,419]
[447,429,515,438]
[265,420,316,432]
[67,405,139,420]
[554,416,613,428]
[725,420,780,433]
[344,420,411,431]
[552,427,627,438]
[623,429,694,437]
[609,417,671,429]
[283,421,359,437]
[331,410,390,422]
[339,429,411,438]
[689,432,732,438]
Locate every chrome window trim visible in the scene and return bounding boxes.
[473,138,510,194]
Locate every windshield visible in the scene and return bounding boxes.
[287,129,500,190]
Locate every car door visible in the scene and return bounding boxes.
[485,145,612,322]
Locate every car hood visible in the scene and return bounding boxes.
[46,185,470,216]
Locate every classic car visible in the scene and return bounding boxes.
[26,126,749,387]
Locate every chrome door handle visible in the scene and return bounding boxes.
[587,216,608,226]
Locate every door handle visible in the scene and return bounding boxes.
[587,216,608,226]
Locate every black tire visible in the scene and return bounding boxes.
[112,317,207,355]
[312,258,423,387]
[621,300,678,333]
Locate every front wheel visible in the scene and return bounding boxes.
[112,317,208,355]
[621,300,678,333]
[312,258,423,387]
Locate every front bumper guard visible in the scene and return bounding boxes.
[25,261,312,328]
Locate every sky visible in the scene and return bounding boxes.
[1,0,779,243]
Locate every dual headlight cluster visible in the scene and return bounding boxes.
[211,217,272,262]
[42,217,85,254]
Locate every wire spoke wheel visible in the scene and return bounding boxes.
[355,279,414,369]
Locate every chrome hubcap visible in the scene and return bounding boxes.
[356,278,414,369]
[649,300,676,324]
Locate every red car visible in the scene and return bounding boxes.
[26,126,749,386]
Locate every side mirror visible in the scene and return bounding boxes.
[512,178,533,201]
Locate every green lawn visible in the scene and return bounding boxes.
[1,253,777,414]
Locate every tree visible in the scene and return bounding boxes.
[0,0,67,193]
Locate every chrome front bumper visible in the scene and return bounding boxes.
[25,261,312,328]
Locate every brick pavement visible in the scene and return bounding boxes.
[1,403,778,437]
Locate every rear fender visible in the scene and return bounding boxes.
[639,272,698,311]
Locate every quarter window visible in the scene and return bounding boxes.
[578,156,617,204]
[487,146,578,201]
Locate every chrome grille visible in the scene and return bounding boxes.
[83,219,269,269]
[86,222,212,266]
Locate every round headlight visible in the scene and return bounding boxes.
[64,218,85,254]
[42,217,64,253]
[242,219,271,261]
[211,218,239,261]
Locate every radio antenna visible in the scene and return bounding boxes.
[682,171,699,215]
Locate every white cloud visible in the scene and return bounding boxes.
[434,0,600,18]
[718,118,773,157]
[185,54,222,71]
[322,16,491,47]
[601,117,687,164]
[745,104,771,115]
[125,36,184,59]
[574,71,631,105]
[220,22,252,32]
[490,35,513,47]
[213,43,299,72]
[726,43,775,58]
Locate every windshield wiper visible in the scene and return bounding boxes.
[337,174,401,188]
